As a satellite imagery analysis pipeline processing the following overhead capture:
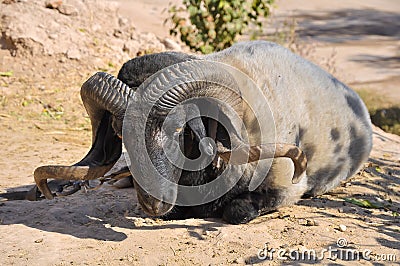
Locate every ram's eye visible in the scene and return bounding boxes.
[175,127,183,133]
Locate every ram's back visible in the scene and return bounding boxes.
[205,41,373,195]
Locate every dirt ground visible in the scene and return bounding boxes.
[0,0,399,265]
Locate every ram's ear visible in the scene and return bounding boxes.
[76,111,122,167]
[182,103,217,157]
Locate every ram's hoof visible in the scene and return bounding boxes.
[25,185,42,201]
[56,181,91,196]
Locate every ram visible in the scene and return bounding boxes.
[33,41,372,224]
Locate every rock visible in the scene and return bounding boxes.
[0,0,166,60]
[3,0,16,4]
[130,217,145,227]
[118,17,134,29]
[162,38,182,51]
[57,4,78,16]
[338,224,347,232]
[305,219,319,226]
[48,33,58,40]
[144,218,153,224]
[123,40,140,57]
[232,257,245,264]
[66,48,81,60]
[45,0,62,9]
[113,29,123,38]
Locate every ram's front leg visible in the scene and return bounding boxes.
[222,192,268,224]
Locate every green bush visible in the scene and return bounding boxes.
[168,0,274,54]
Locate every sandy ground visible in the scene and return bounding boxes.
[0,0,399,265]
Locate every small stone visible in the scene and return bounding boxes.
[34,238,43,243]
[144,218,154,224]
[123,40,140,56]
[118,17,133,28]
[66,49,81,60]
[3,0,16,4]
[131,217,145,227]
[162,38,182,51]
[232,257,245,264]
[204,230,212,236]
[57,4,78,16]
[305,219,319,226]
[339,224,347,232]
[45,0,62,9]
[48,33,58,40]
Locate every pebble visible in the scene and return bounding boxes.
[305,219,319,226]
[3,0,16,4]
[162,38,182,51]
[339,224,347,232]
[57,4,78,16]
[144,218,155,224]
[118,17,133,28]
[232,257,245,264]
[66,48,81,60]
[48,33,58,40]
[45,0,62,9]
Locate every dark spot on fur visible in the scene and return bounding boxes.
[295,133,300,146]
[334,144,343,154]
[303,143,316,161]
[345,94,365,119]
[338,157,346,163]
[315,166,343,182]
[296,127,306,146]
[245,45,255,55]
[330,128,340,141]
[331,77,342,89]
[299,127,306,140]
[332,76,367,115]
[306,164,344,196]
[348,125,368,174]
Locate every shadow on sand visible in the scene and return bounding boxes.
[0,184,226,242]
[292,9,400,43]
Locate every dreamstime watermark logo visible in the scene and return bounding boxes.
[257,238,397,262]
[122,60,277,206]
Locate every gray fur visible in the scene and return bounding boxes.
[204,41,372,198]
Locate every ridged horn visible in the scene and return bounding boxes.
[81,72,134,143]
[34,73,133,199]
